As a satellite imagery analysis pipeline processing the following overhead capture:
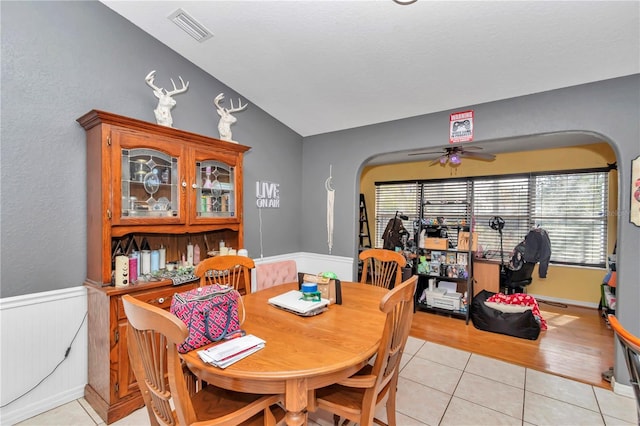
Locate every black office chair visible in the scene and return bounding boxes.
[501,261,536,294]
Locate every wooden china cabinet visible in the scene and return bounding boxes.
[77,110,250,424]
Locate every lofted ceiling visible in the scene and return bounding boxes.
[101,1,639,163]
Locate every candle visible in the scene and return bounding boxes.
[158,247,166,269]
[151,250,159,273]
[141,250,151,275]
[132,251,140,277]
[129,255,138,283]
[187,243,194,266]
[194,244,200,265]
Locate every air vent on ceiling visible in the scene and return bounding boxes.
[168,8,213,43]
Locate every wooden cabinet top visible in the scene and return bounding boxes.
[77,109,250,154]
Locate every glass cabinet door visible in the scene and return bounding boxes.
[195,160,235,218]
[121,148,179,219]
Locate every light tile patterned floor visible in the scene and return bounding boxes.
[17,337,637,426]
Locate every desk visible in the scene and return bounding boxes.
[473,258,501,295]
[181,281,388,426]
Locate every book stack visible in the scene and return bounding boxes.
[198,334,265,369]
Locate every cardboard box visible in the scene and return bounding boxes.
[457,231,477,251]
[425,237,448,250]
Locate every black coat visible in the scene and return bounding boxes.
[523,228,552,278]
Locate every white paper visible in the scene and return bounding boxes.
[198,334,265,368]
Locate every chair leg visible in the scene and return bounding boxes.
[264,407,275,426]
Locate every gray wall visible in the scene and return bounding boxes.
[301,75,640,386]
[0,1,303,298]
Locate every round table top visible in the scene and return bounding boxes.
[182,281,388,389]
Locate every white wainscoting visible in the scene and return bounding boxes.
[252,252,355,292]
[0,286,88,425]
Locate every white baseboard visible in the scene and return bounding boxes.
[528,293,599,309]
[611,377,635,399]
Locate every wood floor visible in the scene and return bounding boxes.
[410,300,614,389]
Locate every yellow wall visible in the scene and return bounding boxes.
[360,142,618,305]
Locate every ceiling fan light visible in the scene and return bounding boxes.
[439,156,448,165]
[450,153,462,164]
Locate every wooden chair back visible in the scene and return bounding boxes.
[122,294,201,426]
[122,294,284,426]
[359,248,407,289]
[195,255,255,294]
[608,314,640,420]
[312,275,418,425]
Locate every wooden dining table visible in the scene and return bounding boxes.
[181,281,389,426]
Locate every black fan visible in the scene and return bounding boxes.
[408,145,496,166]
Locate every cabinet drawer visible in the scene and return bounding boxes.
[117,285,195,320]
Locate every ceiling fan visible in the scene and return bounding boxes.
[408,145,496,166]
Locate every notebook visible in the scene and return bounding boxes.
[268,290,330,316]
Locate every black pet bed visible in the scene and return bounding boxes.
[470,290,541,340]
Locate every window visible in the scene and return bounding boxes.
[375,170,608,267]
[374,182,420,248]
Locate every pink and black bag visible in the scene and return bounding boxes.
[170,284,244,353]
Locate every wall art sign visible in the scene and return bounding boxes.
[256,181,280,208]
[449,110,474,144]
[631,156,640,226]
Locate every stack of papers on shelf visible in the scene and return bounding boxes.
[198,334,265,369]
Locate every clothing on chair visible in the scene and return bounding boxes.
[382,218,407,250]
[522,228,551,278]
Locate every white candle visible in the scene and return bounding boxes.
[159,247,166,269]
[141,250,151,275]
[187,243,194,266]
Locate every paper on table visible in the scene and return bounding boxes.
[198,334,265,368]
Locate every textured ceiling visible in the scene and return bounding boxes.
[102,1,639,140]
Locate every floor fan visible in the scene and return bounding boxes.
[489,216,508,290]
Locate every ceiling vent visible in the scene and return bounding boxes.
[168,8,213,43]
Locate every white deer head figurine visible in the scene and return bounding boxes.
[145,70,189,127]
[214,93,248,142]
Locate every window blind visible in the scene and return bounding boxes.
[374,170,608,267]
[531,172,607,267]
[374,182,420,248]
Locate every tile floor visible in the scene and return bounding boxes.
[17,337,637,426]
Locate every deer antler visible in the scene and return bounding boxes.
[166,76,189,96]
[214,93,226,109]
[145,70,189,95]
[214,93,247,113]
[227,98,248,113]
[145,70,162,93]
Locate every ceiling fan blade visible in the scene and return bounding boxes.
[456,145,483,151]
[429,155,446,166]
[461,151,496,161]
[408,150,444,156]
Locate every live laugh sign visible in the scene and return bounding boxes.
[256,181,280,208]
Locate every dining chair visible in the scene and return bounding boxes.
[359,248,407,289]
[607,314,640,421]
[122,294,285,426]
[255,259,298,292]
[310,275,418,426]
[195,255,255,294]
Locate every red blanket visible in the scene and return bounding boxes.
[487,293,547,330]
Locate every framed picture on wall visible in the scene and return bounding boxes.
[632,155,640,226]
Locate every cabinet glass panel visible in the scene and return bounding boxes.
[121,148,178,218]
[196,161,235,218]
